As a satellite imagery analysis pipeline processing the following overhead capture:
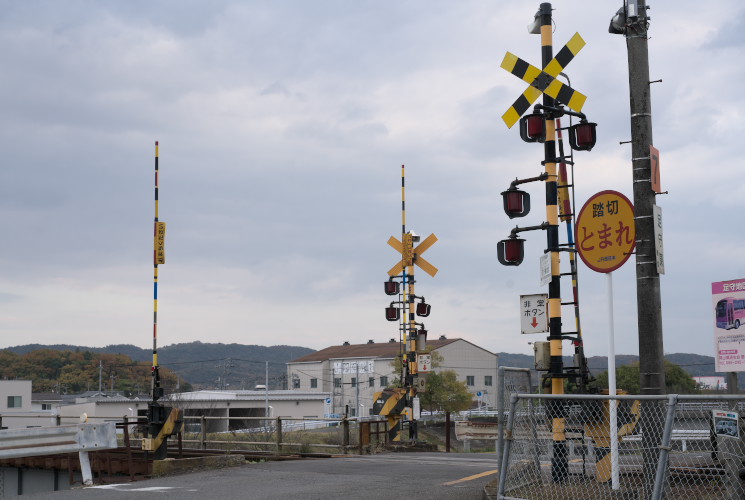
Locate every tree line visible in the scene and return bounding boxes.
[0,349,188,395]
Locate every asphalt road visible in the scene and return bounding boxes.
[25,452,500,500]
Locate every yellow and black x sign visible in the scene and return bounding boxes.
[501,32,587,128]
[387,233,438,277]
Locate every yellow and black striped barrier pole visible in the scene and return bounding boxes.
[538,3,568,482]
[152,141,165,400]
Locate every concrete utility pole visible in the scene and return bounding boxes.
[623,0,666,396]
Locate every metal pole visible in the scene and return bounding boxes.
[651,395,678,500]
[356,362,360,417]
[498,394,520,499]
[608,272,619,490]
[265,361,269,418]
[557,118,589,390]
[497,366,505,471]
[152,140,162,399]
[538,2,567,482]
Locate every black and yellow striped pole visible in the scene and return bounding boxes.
[537,4,568,482]
[148,140,169,460]
[153,141,165,401]
[382,165,439,442]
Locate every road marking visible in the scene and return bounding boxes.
[442,469,500,485]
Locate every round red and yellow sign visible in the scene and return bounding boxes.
[575,190,635,273]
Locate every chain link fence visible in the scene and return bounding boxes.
[498,394,745,500]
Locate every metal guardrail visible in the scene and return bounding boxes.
[0,423,118,485]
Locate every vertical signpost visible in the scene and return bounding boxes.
[575,190,635,489]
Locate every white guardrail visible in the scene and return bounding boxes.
[0,423,118,485]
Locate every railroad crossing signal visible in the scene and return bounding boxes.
[387,233,438,277]
[500,32,587,128]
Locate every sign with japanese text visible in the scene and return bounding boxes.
[520,294,548,334]
[575,190,635,273]
[540,253,550,286]
[712,410,739,439]
[333,360,375,375]
[653,204,665,274]
[712,279,745,372]
[417,354,432,373]
[650,145,661,194]
[154,222,166,265]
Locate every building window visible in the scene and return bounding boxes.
[292,378,300,389]
[485,376,493,386]
[351,377,357,387]
[7,396,21,408]
[466,376,475,386]
[310,378,318,389]
[334,378,342,388]
[380,376,389,387]
[41,403,53,410]
[368,377,375,388]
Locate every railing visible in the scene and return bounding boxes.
[0,413,389,456]
[497,393,745,500]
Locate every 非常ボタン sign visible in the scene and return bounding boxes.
[500,32,588,128]
[575,190,635,273]
[417,354,432,373]
[520,293,548,334]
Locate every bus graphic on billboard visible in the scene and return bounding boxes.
[715,297,745,330]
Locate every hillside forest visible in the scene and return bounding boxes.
[0,349,186,395]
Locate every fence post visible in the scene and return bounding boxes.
[497,366,505,469]
[56,415,62,426]
[275,417,282,454]
[652,394,677,500]
[497,393,520,500]
[200,416,207,450]
[342,411,350,454]
[445,411,451,453]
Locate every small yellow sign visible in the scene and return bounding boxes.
[154,221,166,265]
[402,233,413,267]
[575,191,635,273]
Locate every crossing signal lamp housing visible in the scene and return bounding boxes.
[384,279,400,296]
[568,120,597,151]
[519,112,546,143]
[385,304,400,321]
[416,301,431,317]
[501,188,531,219]
[497,236,525,266]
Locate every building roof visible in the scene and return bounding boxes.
[32,392,63,402]
[289,337,461,363]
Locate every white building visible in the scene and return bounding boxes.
[286,337,498,416]
[55,390,330,433]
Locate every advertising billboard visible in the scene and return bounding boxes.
[712,279,745,372]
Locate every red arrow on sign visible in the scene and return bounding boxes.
[531,317,538,328]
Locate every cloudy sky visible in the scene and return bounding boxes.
[0,1,742,361]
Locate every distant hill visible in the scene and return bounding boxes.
[4,342,315,390]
